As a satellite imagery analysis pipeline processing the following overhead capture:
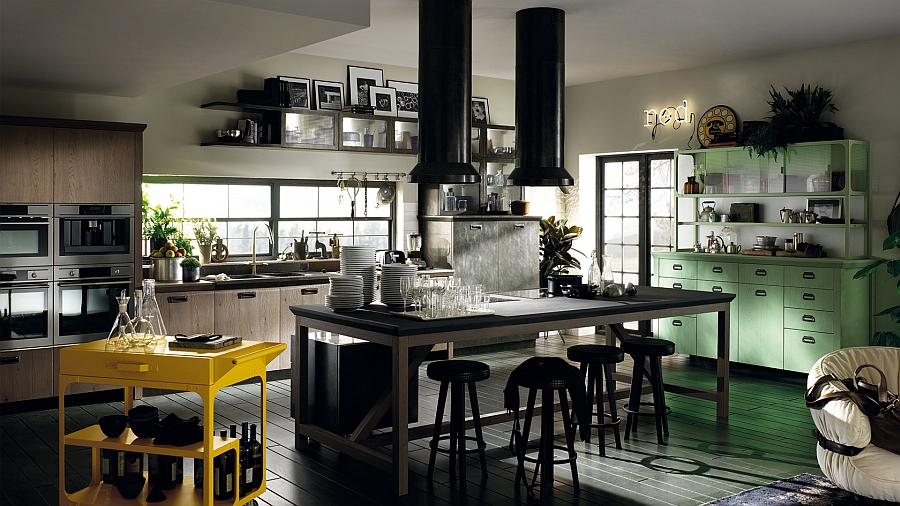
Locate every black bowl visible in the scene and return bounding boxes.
[116,474,146,499]
[128,405,159,438]
[561,283,597,299]
[98,415,128,438]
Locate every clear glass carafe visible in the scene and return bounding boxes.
[139,279,168,342]
[587,250,602,287]
[107,291,136,346]
[601,254,615,291]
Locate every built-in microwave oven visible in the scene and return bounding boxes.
[0,204,53,268]
[54,204,133,265]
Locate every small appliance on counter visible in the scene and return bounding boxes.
[375,250,406,268]
[406,233,425,268]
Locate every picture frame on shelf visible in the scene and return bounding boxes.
[369,86,397,117]
[347,66,384,107]
[277,76,311,109]
[808,197,842,220]
[386,80,418,118]
[313,80,345,111]
[472,97,490,124]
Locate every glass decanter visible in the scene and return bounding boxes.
[107,291,136,346]
[600,254,615,291]
[139,279,168,342]
[586,250,602,288]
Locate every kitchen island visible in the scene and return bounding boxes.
[289,286,734,496]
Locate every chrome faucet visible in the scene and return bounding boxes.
[251,224,273,275]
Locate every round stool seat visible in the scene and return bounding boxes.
[567,345,625,364]
[427,360,490,382]
[620,337,675,357]
[514,372,567,390]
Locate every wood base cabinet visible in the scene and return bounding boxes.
[278,284,327,371]
[0,348,54,402]
[156,290,216,337]
[214,288,280,345]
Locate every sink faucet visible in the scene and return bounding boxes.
[251,224,273,275]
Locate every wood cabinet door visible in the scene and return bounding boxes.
[737,283,784,369]
[157,290,216,337]
[278,284,327,370]
[214,288,280,348]
[498,221,539,291]
[0,125,54,203]
[53,128,136,203]
[1,348,54,402]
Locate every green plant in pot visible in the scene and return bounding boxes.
[143,194,179,252]
[540,216,584,294]
[191,218,217,264]
[745,84,840,160]
[180,256,202,283]
[853,229,900,347]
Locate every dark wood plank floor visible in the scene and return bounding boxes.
[0,333,820,506]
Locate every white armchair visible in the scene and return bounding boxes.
[808,346,900,502]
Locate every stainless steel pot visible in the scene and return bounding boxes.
[151,257,182,282]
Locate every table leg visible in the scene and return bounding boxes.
[392,336,410,496]
[292,323,311,450]
[717,308,731,418]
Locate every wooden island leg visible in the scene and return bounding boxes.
[717,307,731,418]
[292,321,311,450]
[392,336,410,496]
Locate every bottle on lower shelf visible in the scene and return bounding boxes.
[214,430,235,500]
[250,423,262,489]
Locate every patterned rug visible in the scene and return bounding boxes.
[703,473,893,505]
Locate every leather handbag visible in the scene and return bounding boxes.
[806,363,900,455]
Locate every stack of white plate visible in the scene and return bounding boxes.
[326,275,364,312]
[381,263,418,310]
[340,245,376,305]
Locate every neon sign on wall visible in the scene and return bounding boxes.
[644,100,694,140]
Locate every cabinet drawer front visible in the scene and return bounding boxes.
[739,264,784,285]
[658,259,696,279]
[784,287,834,311]
[695,280,739,296]
[784,329,836,373]
[784,308,834,333]
[656,276,696,291]
[657,316,697,356]
[784,266,834,289]
[696,261,738,282]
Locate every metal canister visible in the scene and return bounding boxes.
[793,232,804,246]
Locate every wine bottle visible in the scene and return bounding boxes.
[214,430,234,500]
[124,452,143,477]
[101,449,124,484]
[250,423,262,489]
[240,421,251,497]
[194,457,203,489]
[148,453,161,485]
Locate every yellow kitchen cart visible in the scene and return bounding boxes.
[58,338,285,506]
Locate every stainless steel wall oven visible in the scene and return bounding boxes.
[54,204,133,265]
[1,267,53,350]
[1,204,53,268]
[54,264,133,345]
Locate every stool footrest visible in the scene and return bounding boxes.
[623,401,672,417]
[518,442,578,466]
[430,435,486,455]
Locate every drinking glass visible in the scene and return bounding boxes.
[400,276,412,312]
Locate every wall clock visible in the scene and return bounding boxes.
[697,105,738,147]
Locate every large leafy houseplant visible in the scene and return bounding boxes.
[853,229,900,347]
[539,216,584,278]
[745,84,839,160]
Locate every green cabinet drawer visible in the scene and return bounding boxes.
[658,259,696,279]
[784,287,834,311]
[656,276,696,291]
[657,316,697,356]
[738,283,784,369]
[696,280,739,361]
[739,264,784,285]
[784,308,834,334]
[784,329,836,373]
[784,266,834,289]
[695,260,739,282]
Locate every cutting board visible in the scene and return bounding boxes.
[168,335,242,350]
[741,249,776,256]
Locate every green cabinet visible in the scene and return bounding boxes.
[696,280,739,360]
[738,283,784,369]
[658,316,697,355]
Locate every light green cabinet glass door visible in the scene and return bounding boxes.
[738,284,784,369]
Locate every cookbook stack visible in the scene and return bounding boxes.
[380,263,417,310]
[339,245,376,305]
[326,275,364,312]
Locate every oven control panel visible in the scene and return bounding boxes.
[55,265,134,280]
[0,268,51,283]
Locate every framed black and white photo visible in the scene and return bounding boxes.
[386,80,418,118]
[313,80,345,111]
[807,198,842,220]
[369,86,397,116]
[348,66,384,107]
[472,97,490,124]
[277,76,310,109]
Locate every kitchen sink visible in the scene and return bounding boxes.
[225,274,267,279]
[261,272,311,277]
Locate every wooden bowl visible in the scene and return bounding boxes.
[510,200,530,215]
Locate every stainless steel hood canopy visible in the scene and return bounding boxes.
[408,0,480,184]
[508,8,574,187]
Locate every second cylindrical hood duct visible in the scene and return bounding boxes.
[408,0,480,184]
[508,7,574,187]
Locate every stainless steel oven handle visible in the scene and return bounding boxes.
[57,280,132,287]
[2,284,51,289]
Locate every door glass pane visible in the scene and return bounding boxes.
[604,217,622,244]
[605,162,622,188]
[650,188,672,217]
[622,189,639,216]
[623,161,639,188]
[605,189,623,216]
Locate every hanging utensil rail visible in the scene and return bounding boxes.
[332,171,406,181]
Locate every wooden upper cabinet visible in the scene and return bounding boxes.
[53,128,136,203]
[0,125,54,203]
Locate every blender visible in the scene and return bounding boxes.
[406,233,425,268]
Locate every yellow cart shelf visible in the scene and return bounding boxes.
[59,338,285,506]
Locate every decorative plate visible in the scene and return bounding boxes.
[697,105,738,147]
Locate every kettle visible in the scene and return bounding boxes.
[780,207,795,223]
[698,201,717,222]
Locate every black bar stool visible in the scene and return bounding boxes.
[620,337,675,445]
[426,359,490,488]
[566,344,624,456]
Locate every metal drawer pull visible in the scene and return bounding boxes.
[802,336,816,344]
[672,319,683,327]
[712,266,723,273]
[802,293,816,301]
[755,289,767,296]
[802,315,816,323]
[238,292,257,299]
[755,269,767,276]
[673,282,683,289]
[803,272,816,279]
[301,288,319,295]
[470,224,482,230]
[712,286,723,293]
[168,296,189,303]
[514,224,525,229]
[0,356,20,365]
[672,264,683,271]
[116,362,150,373]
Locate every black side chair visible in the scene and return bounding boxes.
[620,337,675,445]
[566,344,624,456]
[426,359,490,489]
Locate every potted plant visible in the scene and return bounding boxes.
[180,257,202,283]
[143,195,180,253]
[192,218,217,264]
[539,216,584,294]
[745,84,841,160]
[853,229,900,347]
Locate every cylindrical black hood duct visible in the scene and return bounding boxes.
[508,7,574,187]
[408,0,480,184]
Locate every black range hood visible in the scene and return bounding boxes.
[508,7,574,187]
[408,0,480,184]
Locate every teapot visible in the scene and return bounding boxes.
[780,207,795,223]
[698,201,717,222]
[802,210,818,224]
